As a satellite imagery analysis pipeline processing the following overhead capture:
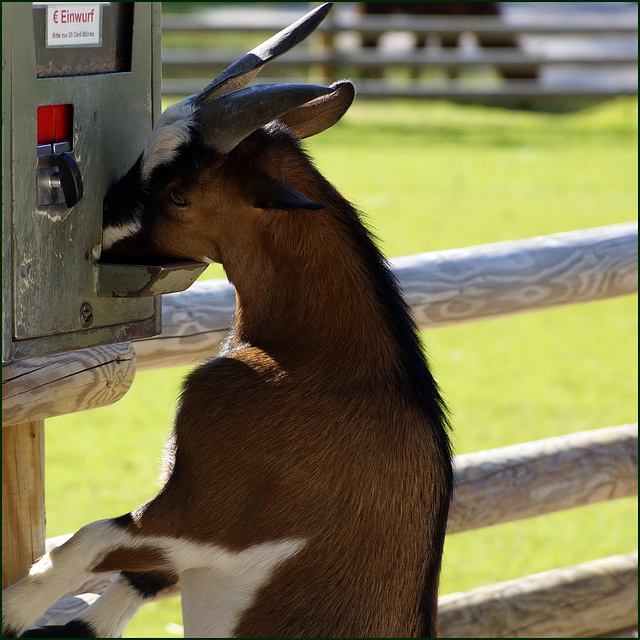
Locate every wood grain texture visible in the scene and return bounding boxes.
[133,222,638,371]
[2,421,45,589]
[447,423,638,534]
[2,342,136,426]
[439,552,638,638]
[134,278,236,371]
[395,221,637,328]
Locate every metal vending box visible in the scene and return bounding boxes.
[2,3,205,363]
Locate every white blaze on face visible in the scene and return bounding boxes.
[101,203,144,251]
[101,219,143,251]
[101,100,197,252]
[140,99,198,183]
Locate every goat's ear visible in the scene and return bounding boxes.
[277,81,355,140]
[253,175,324,211]
[198,84,333,154]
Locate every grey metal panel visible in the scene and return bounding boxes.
[4,3,162,362]
[151,2,163,124]
[2,4,14,362]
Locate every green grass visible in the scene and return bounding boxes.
[45,97,637,637]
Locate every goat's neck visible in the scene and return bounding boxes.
[224,204,398,379]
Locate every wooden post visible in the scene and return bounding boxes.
[2,420,46,589]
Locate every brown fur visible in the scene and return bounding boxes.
[100,127,452,637]
[92,546,168,574]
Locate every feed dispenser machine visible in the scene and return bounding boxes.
[2,2,206,363]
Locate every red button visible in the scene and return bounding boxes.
[37,104,73,145]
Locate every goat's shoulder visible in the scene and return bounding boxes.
[181,348,284,399]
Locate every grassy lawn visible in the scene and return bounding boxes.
[45,96,637,637]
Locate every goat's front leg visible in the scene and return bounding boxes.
[15,571,178,638]
[2,517,172,637]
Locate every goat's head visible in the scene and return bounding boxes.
[101,2,354,266]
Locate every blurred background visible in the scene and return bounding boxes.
[161,1,638,109]
[45,3,637,637]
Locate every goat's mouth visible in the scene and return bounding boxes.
[97,221,210,297]
[98,226,183,267]
[99,244,197,267]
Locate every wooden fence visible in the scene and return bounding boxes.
[2,221,638,636]
[161,6,638,103]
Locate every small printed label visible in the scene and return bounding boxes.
[46,4,104,48]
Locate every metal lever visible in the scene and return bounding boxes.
[49,152,84,208]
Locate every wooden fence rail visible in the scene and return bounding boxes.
[163,50,638,74]
[161,10,638,101]
[439,552,638,638]
[30,423,638,635]
[1,342,136,427]
[162,13,639,37]
[134,221,638,371]
[3,222,636,423]
[447,423,638,534]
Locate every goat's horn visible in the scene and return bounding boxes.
[193,3,333,106]
[199,83,333,154]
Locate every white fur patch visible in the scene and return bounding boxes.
[178,539,306,638]
[2,518,306,638]
[141,99,197,182]
[101,219,143,250]
[2,520,130,635]
[77,577,147,638]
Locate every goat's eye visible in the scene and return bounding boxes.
[169,192,189,207]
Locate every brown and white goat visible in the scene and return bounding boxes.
[2,4,452,638]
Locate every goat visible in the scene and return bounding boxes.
[2,4,452,638]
